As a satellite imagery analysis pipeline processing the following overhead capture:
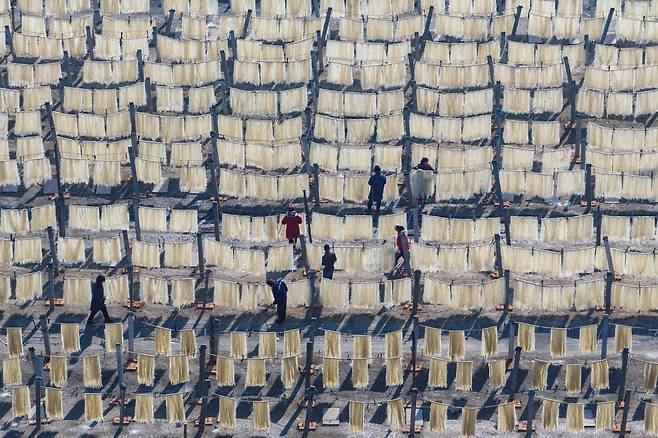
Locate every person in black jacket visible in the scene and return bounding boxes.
[266,279,288,324]
[367,166,387,213]
[321,244,337,279]
[415,157,435,171]
[87,275,110,325]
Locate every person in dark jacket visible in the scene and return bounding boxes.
[87,275,110,325]
[321,244,337,279]
[367,166,387,213]
[267,279,288,324]
[416,157,435,171]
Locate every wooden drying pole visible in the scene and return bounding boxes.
[209,130,221,241]
[600,235,614,357]
[510,6,523,37]
[600,8,615,43]
[301,317,318,433]
[122,230,136,309]
[44,102,66,237]
[128,103,142,240]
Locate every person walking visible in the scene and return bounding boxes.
[394,225,410,276]
[281,205,303,246]
[367,166,386,213]
[321,244,337,279]
[87,275,111,325]
[267,279,288,324]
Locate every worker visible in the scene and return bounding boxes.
[416,157,435,171]
[367,165,387,213]
[281,205,303,246]
[321,244,337,279]
[266,279,288,324]
[414,157,435,201]
[394,225,410,275]
[87,275,110,325]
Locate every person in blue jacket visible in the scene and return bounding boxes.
[266,279,288,324]
[87,275,111,325]
[367,166,387,213]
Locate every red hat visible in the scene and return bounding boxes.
[287,205,295,211]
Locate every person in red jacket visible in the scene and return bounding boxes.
[281,205,303,245]
[394,225,410,273]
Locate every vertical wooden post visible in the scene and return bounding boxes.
[503,269,511,315]
[122,230,135,306]
[34,375,42,428]
[509,346,521,401]
[510,5,523,36]
[600,314,609,359]
[307,269,317,307]
[213,319,220,356]
[619,389,631,437]
[507,319,516,360]
[525,389,535,438]
[422,6,434,39]
[163,9,175,34]
[43,265,54,313]
[127,311,135,362]
[600,8,615,43]
[302,385,315,434]
[494,234,503,276]
[45,103,66,237]
[585,164,593,211]
[304,340,314,391]
[39,315,50,359]
[299,235,311,274]
[212,201,220,241]
[46,227,58,267]
[401,229,412,276]
[5,26,12,57]
[115,343,124,385]
[313,164,320,207]
[321,8,332,41]
[127,145,141,240]
[595,208,602,246]
[209,316,217,357]
[302,190,313,243]
[85,26,93,58]
[603,236,614,275]
[202,270,210,308]
[617,348,630,402]
[411,315,419,388]
[412,270,421,316]
[196,232,204,274]
[242,9,252,38]
[503,210,511,245]
[29,347,43,380]
[199,378,210,429]
[604,272,613,314]
[198,344,207,397]
[409,388,418,437]
[118,383,126,427]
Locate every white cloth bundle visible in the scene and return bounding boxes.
[135,158,162,185]
[138,207,167,232]
[171,278,195,308]
[69,205,100,231]
[63,277,91,305]
[164,242,193,268]
[140,276,167,304]
[58,237,86,264]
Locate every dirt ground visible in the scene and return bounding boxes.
[2,0,658,437]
